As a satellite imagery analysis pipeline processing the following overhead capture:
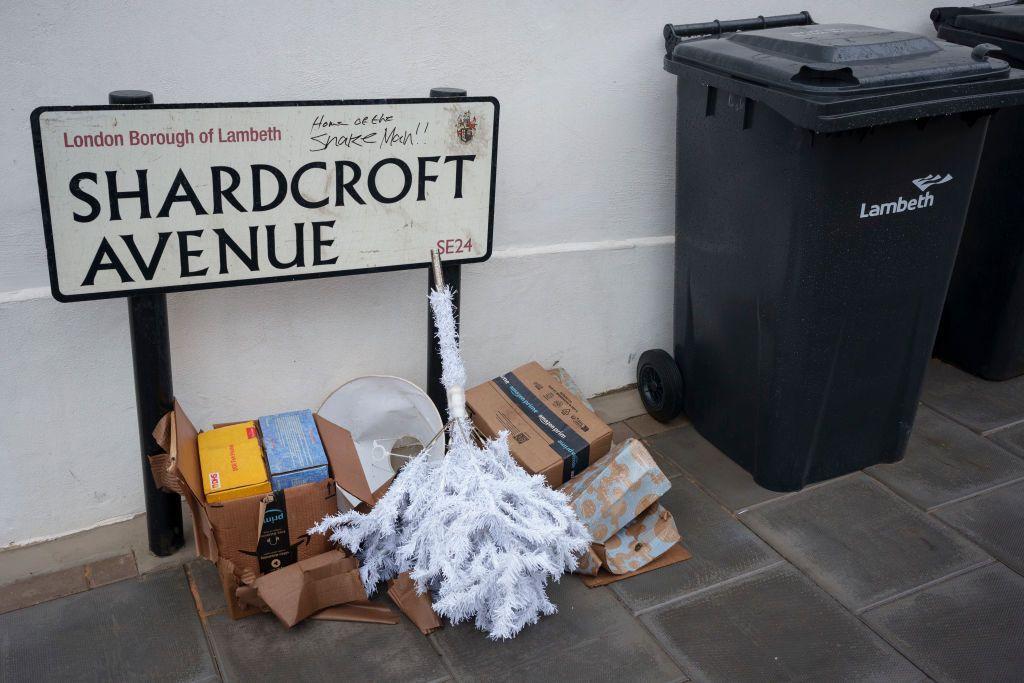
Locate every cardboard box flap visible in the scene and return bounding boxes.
[313,413,374,506]
[387,572,442,635]
[173,400,205,502]
[248,550,367,628]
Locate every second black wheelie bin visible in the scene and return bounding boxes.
[637,14,1024,491]
[932,2,1024,380]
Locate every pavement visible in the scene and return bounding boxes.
[4,359,1024,682]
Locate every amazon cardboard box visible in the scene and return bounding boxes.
[466,362,613,488]
[150,401,375,619]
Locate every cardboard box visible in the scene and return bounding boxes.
[151,401,375,619]
[559,438,671,543]
[467,361,613,487]
[259,409,330,490]
[575,502,681,576]
[198,421,271,503]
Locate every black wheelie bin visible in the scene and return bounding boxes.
[932,2,1024,380]
[637,13,1024,491]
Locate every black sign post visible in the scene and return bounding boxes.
[109,90,184,557]
[426,87,466,417]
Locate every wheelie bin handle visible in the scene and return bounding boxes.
[664,11,814,53]
[931,1,1022,31]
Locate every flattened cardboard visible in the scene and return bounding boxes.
[580,543,692,587]
[559,438,671,543]
[467,361,613,488]
[312,601,400,625]
[245,550,367,628]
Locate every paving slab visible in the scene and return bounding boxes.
[643,563,925,683]
[608,477,781,614]
[626,412,689,438]
[933,479,1024,574]
[0,567,217,682]
[864,562,1024,683]
[866,406,1024,510]
[187,558,227,613]
[646,425,785,511]
[85,553,138,588]
[207,605,448,682]
[989,420,1024,458]
[0,565,89,615]
[610,420,638,446]
[740,474,989,611]
[920,360,1024,434]
[430,577,685,682]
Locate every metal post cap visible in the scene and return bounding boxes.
[109,90,154,104]
[430,87,467,98]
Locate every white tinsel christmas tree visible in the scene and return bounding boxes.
[311,261,590,640]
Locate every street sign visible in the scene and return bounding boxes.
[31,97,498,302]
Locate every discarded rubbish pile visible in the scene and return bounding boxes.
[149,257,689,637]
[312,270,591,640]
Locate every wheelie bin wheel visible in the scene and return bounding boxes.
[637,349,684,423]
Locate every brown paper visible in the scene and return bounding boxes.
[580,543,692,587]
[241,551,367,628]
[387,572,442,635]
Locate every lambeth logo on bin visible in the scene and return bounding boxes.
[858,173,953,220]
[912,173,953,192]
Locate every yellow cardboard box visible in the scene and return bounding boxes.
[198,421,271,503]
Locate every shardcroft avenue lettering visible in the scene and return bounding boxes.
[31,98,499,301]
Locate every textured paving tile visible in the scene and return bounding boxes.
[921,360,1024,434]
[431,577,684,682]
[989,420,1024,458]
[0,568,217,681]
[592,388,647,424]
[643,563,925,682]
[609,477,780,613]
[0,565,89,615]
[647,425,785,511]
[933,479,1024,574]
[740,474,989,611]
[626,412,689,438]
[610,420,638,446]
[187,558,227,613]
[867,406,1024,510]
[864,562,1024,683]
[208,604,448,682]
[85,553,138,588]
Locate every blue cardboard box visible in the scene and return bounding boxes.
[258,410,329,490]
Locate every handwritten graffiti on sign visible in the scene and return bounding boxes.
[31,97,498,302]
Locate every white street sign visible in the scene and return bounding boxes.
[32,98,498,301]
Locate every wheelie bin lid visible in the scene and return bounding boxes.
[664,15,1024,132]
[933,2,1024,65]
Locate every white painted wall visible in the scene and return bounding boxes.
[1,1,942,547]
